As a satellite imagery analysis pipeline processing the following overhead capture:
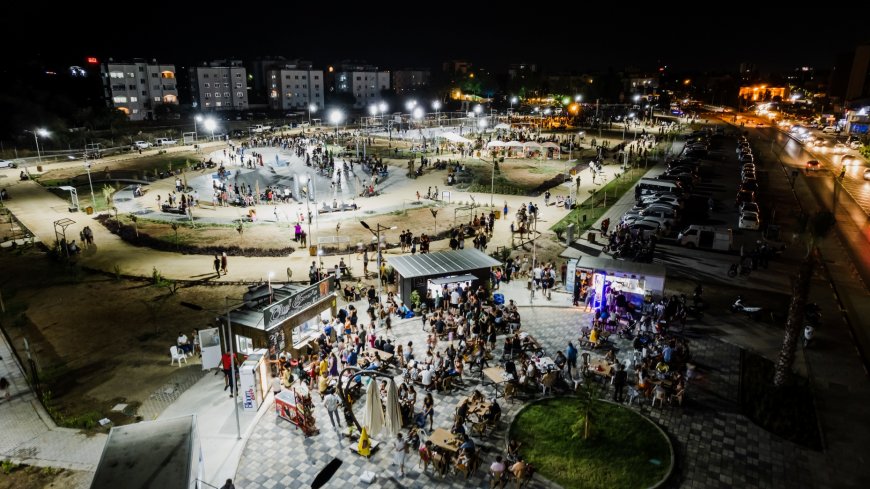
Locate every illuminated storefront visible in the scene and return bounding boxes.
[563,256,666,310]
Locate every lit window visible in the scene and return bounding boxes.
[112,96,127,103]
[235,82,242,88]
[154,97,160,102]
[110,72,124,78]
[216,101,222,107]
[130,97,138,102]
[128,72,134,78]
[204,83,210,88]
[236,92,244,98]
[161,71,175,79]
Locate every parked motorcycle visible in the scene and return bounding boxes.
[729,296,762,320]
[727,263,751,277]
[803,324,815,348]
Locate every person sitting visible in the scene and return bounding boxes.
[68,240,81,254]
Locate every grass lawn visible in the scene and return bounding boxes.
[550,165,648,235]
[510,398,671,489]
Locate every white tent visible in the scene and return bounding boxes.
[363,378,384,437]
[523,141,542,148]
[494,123,511,130]
[505,141,524,148]
[541,142,560,149]
[487,140,506,148]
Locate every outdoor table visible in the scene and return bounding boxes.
[429,428,462,453]
[535,356,557,372]
[587,360,613,378]
[483,367,514,399]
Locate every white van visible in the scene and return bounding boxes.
[155,138,177,146]
[677,225,732,251]
[636,178,683,199]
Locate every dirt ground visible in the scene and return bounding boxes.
[0,465,87,489]
[0,248,246,430]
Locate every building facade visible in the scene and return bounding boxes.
[189,60,248,112]
[266,64,324,111]
[101,60,178,121]
[331,64,390,108]
[392,69,431,93]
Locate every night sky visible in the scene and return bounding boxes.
[6,6,869,72]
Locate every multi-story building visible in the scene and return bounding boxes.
[101,59,178,121]
[392,69,431,93]
[189,60,248,112]
[330,63,390,108]
[266,61,324,111]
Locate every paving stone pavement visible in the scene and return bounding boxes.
[137,362,210,420]
[234,306,826,488]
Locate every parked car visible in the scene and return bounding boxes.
[0,159,17,168]
[739,211,761,230]
[740,202,760,214]
[132,141,152,150]
[822,126,839,134]
[736,189,756,206]
[155,138,178,146]
[805,160,820,172]
[849,140,862,150]
[739,180,759,192]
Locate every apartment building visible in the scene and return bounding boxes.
[101,60,178,121]
[189,60,248,111]
[330,63,390,108]
[266,61,324,111]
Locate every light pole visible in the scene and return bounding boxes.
[509,96,518,117]
[360,221,396,326]
[203,118,217,141]
[24,128,50,174]
[84,162,96,211]
[193,115,203,140]
[432,100,441,127]
[299,174,314,244]
[268,271,275,304]
[308,103,317,126]
[329,109,343,135]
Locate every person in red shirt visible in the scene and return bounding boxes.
[219,352,238,397]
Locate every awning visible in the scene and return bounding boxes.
[388,249,501,279]
[440,132,473,144]
[523,141,542,148]
[487,140,506,148]
[541,142,560,149]
[494,123,511,130]
[505,141,524,148]
[428,274,477,286]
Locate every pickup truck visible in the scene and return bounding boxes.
[155,138,177,146]
[132,141,152,150]
[250,124,272,133]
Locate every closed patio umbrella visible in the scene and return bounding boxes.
[383,378,403,437]
[363,378,384,437]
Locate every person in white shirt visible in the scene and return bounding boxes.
[323,391,342,428]
[490,455,507,484]
[270,376,282,396]
[177,332,191,355]
[421,368,434,390]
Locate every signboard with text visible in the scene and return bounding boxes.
[263,277,335,330]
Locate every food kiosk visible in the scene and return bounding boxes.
[562,256,666,309]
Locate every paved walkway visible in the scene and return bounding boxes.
[0,331,105,485]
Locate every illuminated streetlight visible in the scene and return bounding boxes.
[405,99,417,111]
[24,128,50,165]
[203,118,217,141]
[474,104,482,115]
[194,115,203,138]
[308,103,317,125]
[574,94,582,102]
[329,109,343,134]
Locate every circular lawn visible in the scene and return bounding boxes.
[509,398,672,489]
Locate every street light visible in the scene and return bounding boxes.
[25,128,50,165]
[203,118,217,141]
[360,221,397,326]
[84,162,96,212]
[329,109,343,134]
[308,103,317,125]
[298,174,313,245]
[574,94,582,102]
[432,101,441,126]
[194,115,203,139]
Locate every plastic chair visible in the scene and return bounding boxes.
[652,386,667,407]
[627,386,641,405]
[170,346,187,367]
[541,372,558,396]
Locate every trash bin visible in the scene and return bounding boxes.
[494,210,501,219]
[309,245,317,256]
[86,206,94,215]
[587,232,596,243]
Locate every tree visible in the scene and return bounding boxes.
[571,382,603,441]
[773,211,835,387]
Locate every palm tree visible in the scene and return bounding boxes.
[571,381,603,440]
[773,211,835,387]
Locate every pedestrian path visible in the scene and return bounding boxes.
[0,330,106,480]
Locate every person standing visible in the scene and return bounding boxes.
[213,255,221,278]
[219,479,235,489]
[220,252,228,275]
[323,390,342,429]
[566,342,578,376]
[393,433,409,476]
[613,363,627,403]
[423,392,435,431]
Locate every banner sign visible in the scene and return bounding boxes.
[263,276,334,329]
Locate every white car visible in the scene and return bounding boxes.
[641,195,683,208]
[739,211,761,230]
[132,141,152,149]
[0,159,16,168]
[849,140,862,150]
[822,126,839,134]
[629,222,661,239]
[155,138,178,146]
